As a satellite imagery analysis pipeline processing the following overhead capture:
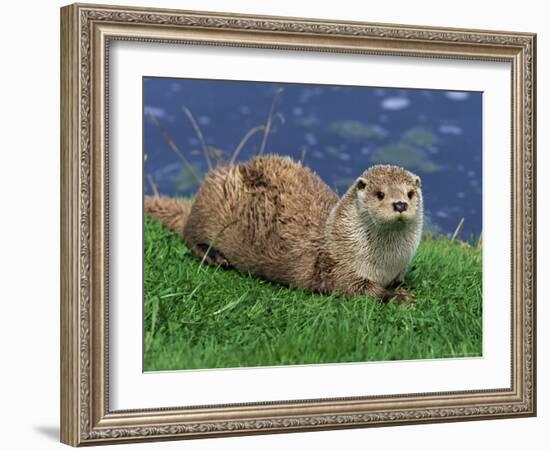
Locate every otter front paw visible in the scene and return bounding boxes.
[195,243,230,268]
[382,290,416,305]
[393,290,416,305]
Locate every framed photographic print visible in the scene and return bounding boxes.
[60,2,536,446]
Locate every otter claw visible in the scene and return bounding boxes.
[393,291,416,305]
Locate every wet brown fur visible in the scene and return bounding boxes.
[144,155,423,302]
[144,196,193,234]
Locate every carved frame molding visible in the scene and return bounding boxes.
[60,3,536,446]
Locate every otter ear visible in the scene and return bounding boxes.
[356,178,367,190]
[415,177,421,188]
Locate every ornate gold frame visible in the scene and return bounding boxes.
[60,2,536,446]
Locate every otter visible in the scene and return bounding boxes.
[144,155,423,303]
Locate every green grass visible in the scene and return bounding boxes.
[144,217,482,371]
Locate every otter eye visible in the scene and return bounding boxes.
[376,191,385,200]
[408,190,415,199]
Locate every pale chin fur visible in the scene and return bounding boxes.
[353,200,423,287]
[325,180,424,289]
[357,203,416,231]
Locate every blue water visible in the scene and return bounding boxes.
[143,77,482,239]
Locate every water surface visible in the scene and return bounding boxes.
[143,77,482,238]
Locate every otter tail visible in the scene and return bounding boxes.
[144,196,194,234]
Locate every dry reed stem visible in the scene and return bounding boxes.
[229,125,266,165]
[258,87,284,156]
[273,112,285,126]
[182,106,213,171]
[146,173,160,197]
[147,111,202,185]
[300,147,307,164]
[477,232,483,249]
[451,217,465,242]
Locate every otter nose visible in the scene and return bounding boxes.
[393,201,408,213]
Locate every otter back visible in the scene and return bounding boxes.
[183,155,339,290]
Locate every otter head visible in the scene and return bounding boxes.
[354,165,422,228]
